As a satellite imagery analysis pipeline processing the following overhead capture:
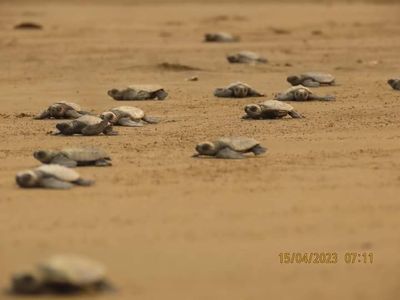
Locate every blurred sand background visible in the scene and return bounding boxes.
[0,0,400,299]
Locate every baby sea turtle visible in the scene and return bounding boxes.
[287,72,335,87]
[12,255,112,295]
[34,148,111,167]
[100,106,159,127]
[16,165,93,189]
[244,100,303,119]
[204,32,239,42]
[214,82,264,98]
[107,85,168,101]
[34,101,87,119]
[274,85,335,101]
[227,51,267,64]
[194,137,266,159]
[388,78,400,90]
[55,115,116,136]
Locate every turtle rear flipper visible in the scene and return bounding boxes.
[81,120,109,135]
[40,178,74,189]
[51,155,78,168]
[310,94,335,101]
[214,88,233,98]
[155,90,168,100]
[142,115,160,124]
[118,117,143,127]
[215,148,245,159]
[249,89,265,97]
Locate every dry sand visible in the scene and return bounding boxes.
[0,1,400,299]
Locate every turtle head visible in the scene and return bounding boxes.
[244,104,262,118]
[100,111,118,124]
[195,141,217,156]
[226,54,239,63]
[12,271,44,294]
[232,85,248,98]
[16,170,39,188]
[294,87,309,101]
[49,104,66,118]
[33,150,56,163]
[287,75,301,85]
[107,89,120,99]
[387,79,395,86]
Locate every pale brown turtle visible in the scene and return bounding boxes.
[34,101,87,119]
[244,100,303,119]
[16,165,94,189]
[214,82,264,98]
[107,85,168,101]
[227,51,267,64]
[34,148,111,167]
[388,78,400,90]
[274,85,335,101]
[287,72,335,87]
[194,137,266,159]
[55,115,117,136]
[100,106,159,127]
[204,32,239,42]
[11,254,112,295]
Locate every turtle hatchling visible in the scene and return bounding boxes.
[55,115,117,136]
[16,165,94,189]
[204,32,239,42]
[101,106,159,127]
[287,72,335,87]
[227,51,267,64]
[194,137,266,159]
[34,101,87,119]
[11,254,112,295]
[388,78,400,90]
[214,82,264,98]
[274,85,335,101]
[244,100,303,119]
[34,147,111,167]
[107,84,168,100]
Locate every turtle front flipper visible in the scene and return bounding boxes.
[118,117,143,127]
[288,110,304,118]
[40,177,74,189]
[250,145,267,156]
[34,110,50,120]
[81,120,110,136]
[248,89,265,97]
[274,93,292,101]
[94,159,112,167]
[56,122,76,135]
[73,178,95,186]
[310,94,335,101]
[302,79,320,87]
[64,109,83,119]
[214,88,233,98]
[142,115,160,124]
[51,155,78,168]
[215,147,245,159]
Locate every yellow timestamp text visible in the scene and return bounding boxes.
[278,252,374,264]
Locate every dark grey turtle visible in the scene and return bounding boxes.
[16,165,94,189]
[227,51,267,64]
[244,100,303,119]
[100,106,159,127]
[107,84,168,101]
[287,72,335,87]
[274,85,335,101]
[33,148,111,167]
[388,78,400,90]
[194,137,266,159]
[34,101,87,120]
[214,82,264,98]
[12,254,112,295]
[55,115,117,136]
[204,32,239,42]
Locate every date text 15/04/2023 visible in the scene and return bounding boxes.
[278,252,374,264]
